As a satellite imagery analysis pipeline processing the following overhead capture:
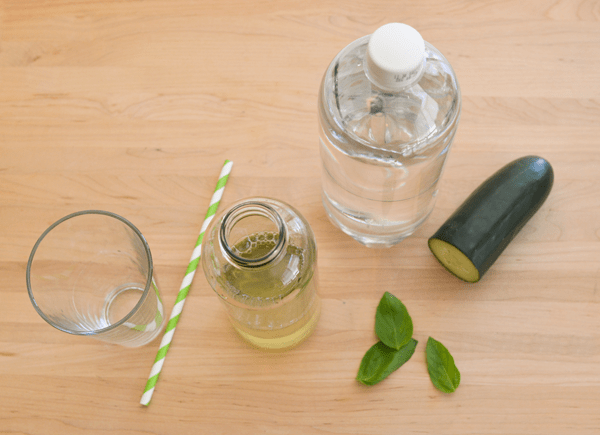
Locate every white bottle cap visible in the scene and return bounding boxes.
[365,23,426,90]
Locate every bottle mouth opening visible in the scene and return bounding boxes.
[219,202,286,268]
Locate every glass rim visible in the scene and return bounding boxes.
[26,210,154,336]
[219,201,286,268]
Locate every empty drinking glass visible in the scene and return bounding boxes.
[26,210,165,347]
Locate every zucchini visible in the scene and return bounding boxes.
[428,156,554,283]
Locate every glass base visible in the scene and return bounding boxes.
[103,284,145,324]
[99,283,164,347]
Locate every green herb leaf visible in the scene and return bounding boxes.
[426,337,461,393]
[356,339,418,386]
[375,291,414,350]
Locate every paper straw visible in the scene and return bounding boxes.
[140,160,233,406]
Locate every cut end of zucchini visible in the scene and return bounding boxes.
[428,238,480,283]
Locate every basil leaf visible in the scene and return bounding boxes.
[375,291,413,350]
[426,337,461,393]
[356,339,418,386]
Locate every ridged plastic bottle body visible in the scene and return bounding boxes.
[319,35,461,247]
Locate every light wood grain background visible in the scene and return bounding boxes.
[2,1,600,434]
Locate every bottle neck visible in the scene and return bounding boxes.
[219,201,287,268]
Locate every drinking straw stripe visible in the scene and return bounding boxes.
[140,160,233,406]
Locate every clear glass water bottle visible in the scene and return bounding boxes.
[319,23,461,247]
[201,197,320,350]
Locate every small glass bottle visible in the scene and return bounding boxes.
[201,197,320,350]
[319,23,461,247]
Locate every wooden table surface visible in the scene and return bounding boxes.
[2,1,599,434]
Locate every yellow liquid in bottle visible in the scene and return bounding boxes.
[220,232,320,350]
[230,295,320,350]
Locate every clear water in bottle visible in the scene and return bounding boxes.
[319,23,461,247]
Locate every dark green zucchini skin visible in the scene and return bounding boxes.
[429,156,554,282]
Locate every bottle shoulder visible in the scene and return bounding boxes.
[320,38,461,154]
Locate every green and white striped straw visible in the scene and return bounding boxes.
[140,159,233,406]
